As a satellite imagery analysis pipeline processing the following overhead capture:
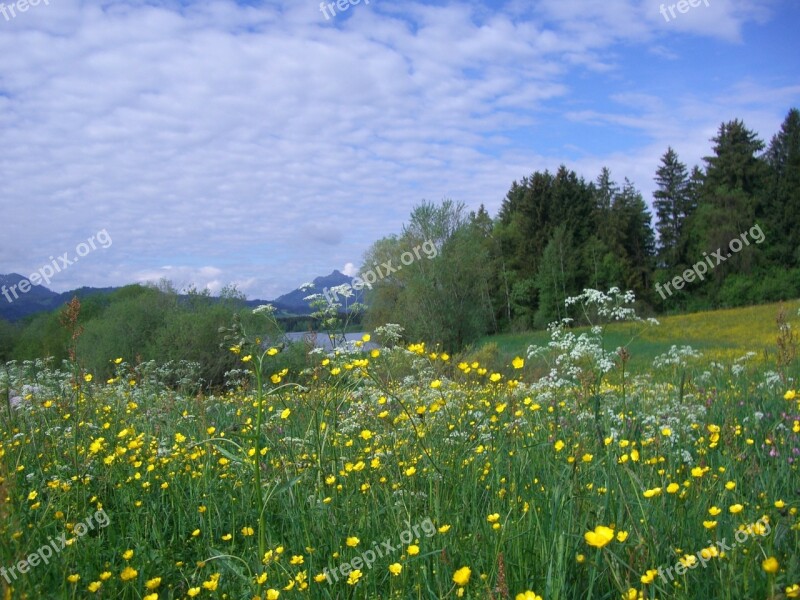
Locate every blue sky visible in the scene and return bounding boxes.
[0,0,798,299]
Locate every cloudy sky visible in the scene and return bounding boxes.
[0,0,798,299]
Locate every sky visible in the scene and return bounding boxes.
[0,0,798,300]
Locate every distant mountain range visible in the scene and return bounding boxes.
[0,270,361,322]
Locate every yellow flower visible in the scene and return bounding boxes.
[490,373,502,382]
[784,390,796,401]
[67,574,80,583]
[666,483,680,494]
[709,506,722,516]
[122,549,134,560]
[280,408,291,419]
[144,594,158,600]
[346,569,362,585]
[84,373,93,382]
[120,566,138,581]
[174,433,186,443]
[407,544,420,556]
[404,466,416,476]
[241,527,255,536]
[786,584,800,598]
[725,481,736,490]
[290,555,304,565]
[431,380,442,389]
[554,440,565,452]
[360,429,372,440]
[641,569,658,584]
[576,554,585,564]
[661,427,672,436]
[87,581,102,593]
[346,536,359,547]
[99,572,112,581]
[388,563,402,576]
[187,588,200,597]
[487,513,500,523]
[221,533,232,541]
[512,357,524,369]
[438,524,451,533]
[266,590,280,600]
[643,487,662,498]
[452,566,471,586]
[584,526,615,548]
[145,577,161,589]
[762,557,779,574]
[27,490,37,501]
[582,453,593,463]
[729,504,744,514]
[191,529,201,537]
[515,592,542,600]
[616,530,629,542]
[242,354,252,362]
[703,520,718,529]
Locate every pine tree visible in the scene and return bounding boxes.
[653,148,690,269]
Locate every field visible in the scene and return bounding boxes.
[1,293,799,599]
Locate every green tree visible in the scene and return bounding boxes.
[653,147,691,269]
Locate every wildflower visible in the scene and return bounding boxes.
[280,408,291,419]
[487,513,500,523]
[616,530,629,542]
[576,554,586,563]
[584,525,615,548]
[708,506,722,516]
[512,357,524,369]
[516,592,542,600]
[641,569,658,584]
[703,520,718,529]
[729,504,744,514]
[346,536,359,547]
[187,588,200,597]
[67,574,80,583]
[346,570,362,585]
[666,483,680,494]
[266,590,280,599]
[122,549,134,560]
[145,577,161,589]
[144,595,158,600]
[290,555,304,565]
[452,566,471,586]
[786,584,800,598]
[554,440,565,452]
[784,390,796,401]
[242,527,255,536]
[389,563,402,576]
[120,566,138,581]
[431,380,442,389]
[438,524,451,533]
[762,557,779,573]
[407,544,420,556]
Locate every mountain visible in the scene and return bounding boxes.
[0,270,362,322]
[0,274,117,321]
[252,270,359,315]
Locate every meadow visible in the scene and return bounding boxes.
[1,290,798,599]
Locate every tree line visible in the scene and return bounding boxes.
[362,108,800,348]
[1,109,798,372]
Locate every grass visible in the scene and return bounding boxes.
[0,300,799,600]
[478,299,800,375]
